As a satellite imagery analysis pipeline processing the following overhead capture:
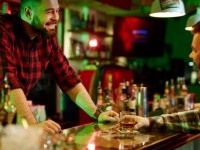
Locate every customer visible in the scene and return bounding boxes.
[0,0,119,134]
[121,22,200,133]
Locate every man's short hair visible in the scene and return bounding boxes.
[192,22,200,34]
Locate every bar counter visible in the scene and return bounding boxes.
[50,122,200,150]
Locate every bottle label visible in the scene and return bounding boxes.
[128,100,136,110]
[105,105,112,111]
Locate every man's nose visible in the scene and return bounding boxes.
[52,10,59,21]
[189,51,193,58]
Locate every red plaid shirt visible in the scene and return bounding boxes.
[0,14,81,96]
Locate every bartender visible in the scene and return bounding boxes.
[0,0,119,134]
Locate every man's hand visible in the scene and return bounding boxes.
[98,110,119,123]
[120,115,150,130]
[31,119,62,135]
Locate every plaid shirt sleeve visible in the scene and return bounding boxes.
[47,38,81,92]
[0,15,21,89]
[148,109,200,133]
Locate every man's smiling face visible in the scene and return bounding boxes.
[31,0,60,37]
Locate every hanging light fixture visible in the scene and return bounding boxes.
[149,0,186,18]
[185,7,200,31]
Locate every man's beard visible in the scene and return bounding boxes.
[32,16,58,38]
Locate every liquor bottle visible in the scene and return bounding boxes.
[152,93,160,111]
[142,86,148,117]
[169,79,177,112]
[176,77,182,96]
[0,73,16,125]
[124,81,132,111]
[128,84,137,113]
[180,78,191,111]
[163,80,170,113]
[96,81,103,110]
[118,82,127,112]
[181,77,188,96]
[176,77,184,111]
[190,66,198,84]
[136,86,143,116]
[115,82,123,113]
[107,74,116,111]
[164,80,169,97]
[102,88,112,111]
[136,86,148,117]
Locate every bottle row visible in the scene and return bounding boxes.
[152,77,194,114]
[96,80,148,117]
[95,76,195,117]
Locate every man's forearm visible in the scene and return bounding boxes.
[66,83,97,119]
[11,88,37,124]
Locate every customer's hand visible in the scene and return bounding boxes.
[120,115,150,130]
[98,110,119,123]
[31,119,62,135]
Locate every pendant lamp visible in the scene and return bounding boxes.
[149,0,186,18]
[185,7,200,31]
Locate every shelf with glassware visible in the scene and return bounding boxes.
[68,29,112,38]
[68,29,113,61]
[65,8,114,61]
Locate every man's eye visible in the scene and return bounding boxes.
[45,11,54,14]
[45,10,60,15]
[56,9,60,14]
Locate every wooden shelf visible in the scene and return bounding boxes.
[68,29,112,37]
[68,56,111,61]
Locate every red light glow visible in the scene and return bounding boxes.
[89,39,98,47]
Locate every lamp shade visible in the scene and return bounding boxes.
[149,0,185,18]
[185,7,200,31]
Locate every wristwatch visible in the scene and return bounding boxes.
[93,106,103,120]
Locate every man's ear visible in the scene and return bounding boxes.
[24,7,32,20]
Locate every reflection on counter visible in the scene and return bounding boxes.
[44,122,187,150]
[1,122,200,150]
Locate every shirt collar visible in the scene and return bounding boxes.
[20,19,39,40]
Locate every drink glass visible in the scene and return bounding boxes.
[119,111,137,133]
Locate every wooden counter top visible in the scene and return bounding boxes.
[49,122,200,149]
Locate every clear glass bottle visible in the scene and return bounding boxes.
[163,80,170,113]
[128,84,137,114]
[152,93,160,111]
[118,82,127,112]
[169,79,177,112]
[96,81,103,110]
[136,86,143,116]
[107,74,116,110]
[136,86,148,117]
[0,73,16,125]
[102,88,112,111]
